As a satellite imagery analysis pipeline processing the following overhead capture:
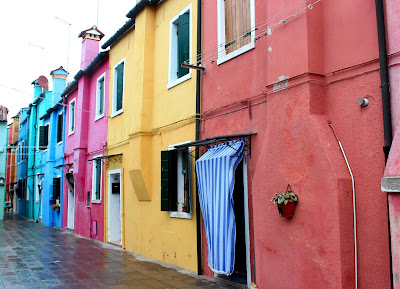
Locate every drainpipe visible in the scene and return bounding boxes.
[375,0,392,162]
[195,0,203,276]
[375,1,394,288]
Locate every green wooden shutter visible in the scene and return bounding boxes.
[52,178,61,203]
[161,150,178,211]
[177,12,190,78]
[95,160,101,200]
[116,62,124,111]
[39,126,46,149]
[57,114,63,143]
[99,79,104,115]
[44,125,49,147]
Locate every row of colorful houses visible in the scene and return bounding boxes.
[3,0,400,287]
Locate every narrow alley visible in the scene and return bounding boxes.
[0,216,244,289]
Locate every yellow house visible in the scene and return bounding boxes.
[102,0,199,272]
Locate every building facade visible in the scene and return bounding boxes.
[102,0,199,272]
[62,26,109,241]
[6,114,19,214]
[39,67,68,228]
[0,105,8,220]
[15,108,29,218]
[195,0,391,288]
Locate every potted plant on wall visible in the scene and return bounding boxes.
[270,184,298,218]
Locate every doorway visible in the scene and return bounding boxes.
[216,157,251,286]
[67,189,75,230]
[108,170,122,245]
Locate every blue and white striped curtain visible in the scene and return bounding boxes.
[195,139,245,275]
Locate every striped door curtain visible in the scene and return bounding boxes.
[195,139,245,275]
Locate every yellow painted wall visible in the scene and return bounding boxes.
[105,0,198,272]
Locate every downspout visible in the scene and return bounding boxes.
[328,122,358,289]
[195,0,203,276]
[375,0,392,162]
[375,1,394,288]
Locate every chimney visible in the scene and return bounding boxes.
[31,79,42,101]
[78,26,105,70]
[50,66,68,103]
[0,105,8,122]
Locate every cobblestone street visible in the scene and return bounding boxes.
[0,215,244,289]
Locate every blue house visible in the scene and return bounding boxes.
[39,67,68,228]
[15,107,29,218]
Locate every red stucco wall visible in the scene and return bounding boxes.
[200,0,391,288]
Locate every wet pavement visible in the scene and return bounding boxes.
[0,215,245,289]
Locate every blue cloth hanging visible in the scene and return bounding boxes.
[195,139,245,275]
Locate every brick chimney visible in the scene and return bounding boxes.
[50,66,68,103]
[78,26,105,70]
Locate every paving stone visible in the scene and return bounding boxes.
[0,215,246,289]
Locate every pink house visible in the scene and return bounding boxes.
[61,26,109,241]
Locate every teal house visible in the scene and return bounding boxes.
[0,105,8,220]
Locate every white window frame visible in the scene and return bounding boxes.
[43,123,49,152]
[216,0,256,65]
[112,58,125,117]
[168,141,192,219]
[57,111,63,145]
[95,72,106,121]
[21,140,24,160]
[167,4,193,90]
[91,156,103,204]
[68,98,76,135]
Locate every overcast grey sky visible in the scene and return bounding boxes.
[0,0,134,121]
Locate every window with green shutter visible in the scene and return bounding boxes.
[177,12,190,78]
[57,113,63,143]
[168,7,191,88]
[39,126,46,150]
[52,177,61,203]
[92,159,102,201]
[161,148,192,214]
[113,60,124,114]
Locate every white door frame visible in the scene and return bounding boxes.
[67,188,75,229]
[108,169,122,244]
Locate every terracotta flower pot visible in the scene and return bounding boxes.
[278,200,296,218]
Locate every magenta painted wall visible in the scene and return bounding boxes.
[201,0,390,288]
[63,57,109,242]
[383,0,400,287]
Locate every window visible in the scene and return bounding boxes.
[39,124,49,150]
[57,113,63,143]
[52,177,61,204]
[92,159,102,202]
[17,143,20,163]
[112,59,125,116]
[96,73,105,120]
[69,98,76,135]
[161,147,192,216]
[217,0,255,65]
[167,4,192,89]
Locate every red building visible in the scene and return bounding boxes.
[195,0,391,287]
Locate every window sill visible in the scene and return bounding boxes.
[35,200,39,203]
[68,130,75,136]
[169,211,192,219]
[91,200,101,204]
[167,73,192,90]
[217,41,255,65]
[57,141,62,146]
[95,114,105,122]
[111,109,123,118]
